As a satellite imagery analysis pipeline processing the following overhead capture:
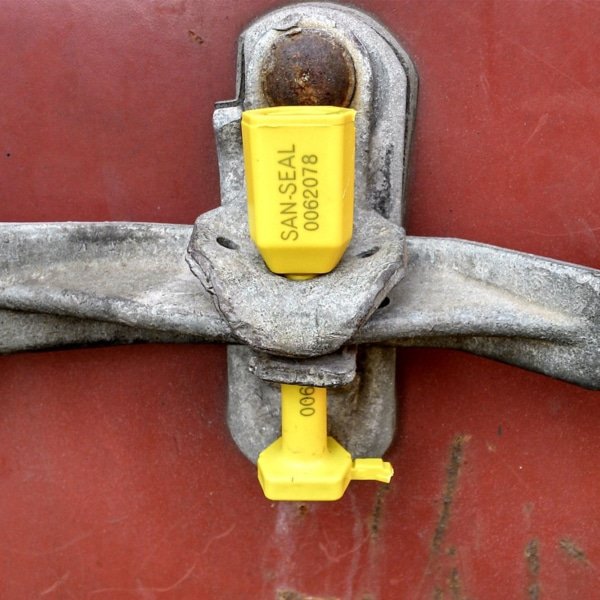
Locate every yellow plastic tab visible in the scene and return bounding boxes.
[257,385,394,501]
[241,106,355,278]
[351,458,394,482]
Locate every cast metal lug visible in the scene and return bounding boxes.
[186,205,406,357]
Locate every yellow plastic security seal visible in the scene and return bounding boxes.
[241,106,355,278]
[242,105,393,501]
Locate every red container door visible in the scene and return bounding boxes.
[1,1,599,598]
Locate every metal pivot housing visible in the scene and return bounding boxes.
[0,2,598,488]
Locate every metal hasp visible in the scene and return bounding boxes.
[0,4,599,476]
[192,2,418,462]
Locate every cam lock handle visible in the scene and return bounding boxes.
[241,106,394,501]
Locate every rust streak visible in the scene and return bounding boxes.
[369,484,390,540]
[527,583,541,600]
[431,435,471,554]
[525,539,541,600]
[449,567,464,600]
[559,538,589,564]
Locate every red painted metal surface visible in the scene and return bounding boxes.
[1,1,600,598]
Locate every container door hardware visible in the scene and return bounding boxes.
[0,4,598,501]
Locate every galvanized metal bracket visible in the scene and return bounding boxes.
[203,3,418,461]
[0,3,598,467]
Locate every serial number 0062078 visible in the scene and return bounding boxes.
[277,145,320,241]
[301,154,319,232]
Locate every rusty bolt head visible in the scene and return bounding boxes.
[261,29,356,107]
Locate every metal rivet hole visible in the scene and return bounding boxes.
[356,247,379,259]
[377,297,390,310]
[217,236,239,250]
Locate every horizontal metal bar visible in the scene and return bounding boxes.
[1,223,598,389]
[0,223,232,344]
[357,237,600,390]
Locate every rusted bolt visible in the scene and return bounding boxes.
[261,29,356,107]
